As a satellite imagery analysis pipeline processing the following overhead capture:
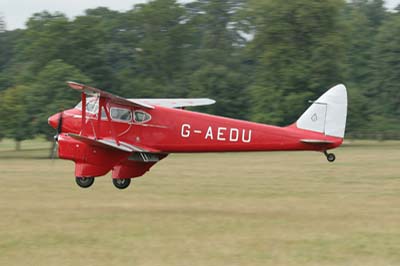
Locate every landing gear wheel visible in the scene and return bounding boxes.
[113,178,131,190]
[76,177,95,188]
[324,151,336,163]
[327,153,336,162]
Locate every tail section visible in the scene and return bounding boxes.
[296,84,348,138]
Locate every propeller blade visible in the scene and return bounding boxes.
[57,111,64,135]
[51,140,58,160]
[51,110,64,160]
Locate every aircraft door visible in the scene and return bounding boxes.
[98,105,133,139]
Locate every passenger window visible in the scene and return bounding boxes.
[134,111,151,123]
[110,107,132,122]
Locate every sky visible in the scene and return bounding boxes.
[1,0,399,30]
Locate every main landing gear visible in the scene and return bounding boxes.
[112,178,131,190]
[323,150,336,162]
[75,177,95,188]
[75,177,132,189]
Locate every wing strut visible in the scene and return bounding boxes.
[72,81,135,147]
[102,98,120,146]
[96,96,105,138]
[81,92,86,136]
[77,88,120,145]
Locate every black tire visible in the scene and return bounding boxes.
[112,178,131,190]
[326,153,336,162]
[76,177,95,188]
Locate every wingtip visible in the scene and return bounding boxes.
[67,81,85,90]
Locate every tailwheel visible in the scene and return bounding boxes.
[324,151,336,163]
[112,178,131,190]
[76,177,95,188]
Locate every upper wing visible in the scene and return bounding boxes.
[67,81,154,109]
[129,98,216,108]
[68,81,215,109]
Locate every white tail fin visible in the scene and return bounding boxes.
[296,84,348,138]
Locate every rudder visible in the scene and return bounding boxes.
[296,84,348,138]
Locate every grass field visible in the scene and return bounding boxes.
[0,140,399,266]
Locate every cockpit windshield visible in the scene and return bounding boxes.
[75,97,99,114]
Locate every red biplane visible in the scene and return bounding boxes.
[48,82,347,189]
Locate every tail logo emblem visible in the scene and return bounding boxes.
[311,113,318,122]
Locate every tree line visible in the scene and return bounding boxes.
[0,0,399,149]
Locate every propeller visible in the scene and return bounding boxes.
[55,111,64,140]
[51,111,64,160]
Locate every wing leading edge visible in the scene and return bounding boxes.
[129,98,216,108]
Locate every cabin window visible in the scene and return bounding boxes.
[101,108,107,119]
[134,110,151,123]
[110,107,132,122]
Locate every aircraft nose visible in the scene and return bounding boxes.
[48,113,59,129]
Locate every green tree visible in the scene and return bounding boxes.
[29,59,92,139]
[0,85,34,150]
[183,0,249,118]
[350,0,386,27]
[246,0,346,125]
[189,64,248,118]
[109,0,191,98]
[340,0,389,134]
[66,8,121,90]
[16,12,71,74]
[366,14,400,131]
[0,30,26,91]
[340,3,373,133]
[0,14,5,32]
[184,0,245,64]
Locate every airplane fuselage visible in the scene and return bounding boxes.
[57,104,341,154]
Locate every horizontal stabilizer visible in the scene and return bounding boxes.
[300,139,334,145]
[67,133,160,153]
